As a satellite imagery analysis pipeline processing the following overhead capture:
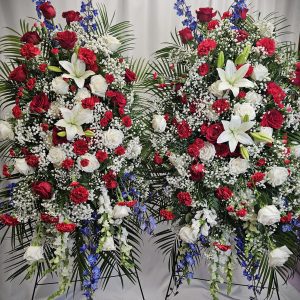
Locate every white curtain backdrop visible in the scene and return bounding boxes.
[0,0,299,299]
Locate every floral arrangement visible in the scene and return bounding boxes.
[147,0,300,299]
[0,1,153,299]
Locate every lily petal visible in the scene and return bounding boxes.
[225,60,237,80]
[237,132,254,145]
[235,78,255,88]
[217,131,231,144]
[59,61,74,75]
[229,138,238,152]
[66,124,79,141]
[230,116,242,130]
[217,68,227,82]
[235,63,250,81]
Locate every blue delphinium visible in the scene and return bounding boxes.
[31,0,56,31]
[230,0,248,23]
[79,1,98,33]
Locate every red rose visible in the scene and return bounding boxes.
[61,158,74,170]
[26,78,36,90]
[215,186,233,200]
[105,74,115,84]
[256,158,266,166]
[102,171,118,189]
[9,65,27,82]
[32,181,53,199]
[190,163,205,181]
[213,242,231,252]
[39,63,48,72]
[153,152,163,165]
[179,27,193,44]
[292,62,300,86]
[198,63,210,76]
[52,127,67,146]
[222,11,231,19]
[100,117,110,127]
[56,222,76,233]
[40,213,59,224]
[70,186,89,204]
[207,20,219,30]
[114,145,126,156]
[51,48,59,55]
[56,31,77,50]
[251,172,265,183]
[0,214,19,226]
[73,139,89,155]
[96,150,108,162]
[240,8,248,20]
[125,69,137,83]
[226,205,235,213]
[261,109,284,129]
[25,154,39,167]
[256,37,276,56]
[215,144,230,157]
[20,43,41,60]
[122,115,132,127]
[30,92,50,113]
[62,10,82,25]
[187,138,204,158]
[21,31,41,45]
[267,82,286,108]
[197,39,217,56]
[12,105,22,119]
[236,29,249,42]
[212,99,230,114]
[104,111,113,120]
[39,2,56,19]
[196,7,217,23]
[177,120,192,139]
[78,47,97,65]
[177,191,192,206]
[200,123,208,135]
[280,212,292,223]
[81,96,100,110]
[206,123,223,142]
[160,209,175,220]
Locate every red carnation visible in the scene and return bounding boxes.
[160,209,175,220]
[61,158,74,170]
[70,186,89,204]
[62,10,82,25]
[25,154,39,167]
[190,163,205,181]
[40,213,59,224]
[102,170,118,189]
[125,69,137,83]
[78,47,97,65]
[26,78,36,90]
[197,39,217,56]
[207,20,219,30]
[187,138,204,158]
[251,172,265,183]
[105,74,115,84]
[30,92,50,113]
[39,2,56,19]
[179,27,193,44]
[21,31,41,45]
[153,152,163,165]
[177,191,192,206]
[32,181,53,199]
[267,82,286,108]
[9,65,27,82]
[280,212,292,223]
[56,222,76,233]
[3,165,11,177]
[56,31,77,50]
[196,7,217,23]
[236,29,249,42]
[236,208,247,218]
[215,144,230,157]
[106,90,127,107]
[114,145,126,156]
[73,139,89,156]
[222,11,231,19]
[261,109,284,129]
[198,63,210,76]
[212,99,230,115]
[122,115,132,127]
[81,97,99,110]
[177,120,192,139]
[96,150,108,162]
[215,186,233,200]
[20,43,41,60]
[100,117,109,127]
[206,123,223,142]
[292,62,300,86]
[39,63,48,73]
[256,37,276,56]
[240,8,248,20]
[0,214,19,226]
[12,105,22,119]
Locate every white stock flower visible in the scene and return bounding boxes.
[14,158,34,175]
[77,153,100,173]
[178,226,198,243]
[217,60,255,97]
[267,166,289,187]
[102,236,116,251]
[102,35,121,52]
[217,115,254,152]
[257,205,281,225]
[59,53,94,89]
[245,91,263,105]
[199,142,216,162]
[74,87,91,102]
[112,205,130,219]
[152,115,167,133]
[24,246,44,262]
[102,129,124,149]
[269,246,292,267]
[47,147,66,166]
[52,76,69,95]
[251,64,270,81]
[55,104,93,141]
[229,157,249,175]
[90,75,108,98]
[202,209,217,227]
[233,103,256,120]
[0,120,14,141]
[208,80,224,98]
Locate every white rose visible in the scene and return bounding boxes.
[102,35,121,52]
[14,158,34,175]
[126,139,142,159]
[245,91,263,105]
[209,80,224,98]
[102,129,124,149]
[102,236,116,251]
[152,115,167,133]
[178,226,198,243]
[257,205,281,225]
[74,87,91,102]
[52,76,69,95]
[24,246,44,262]
[291,145,300,158]
[267,166,289,187]
[233,103,256,120]
[47,147,66,166]
[229,158,249,175]
[0,120,14,141]
[78,153,100,173]
[251,64,269,81]
[199,142,216,162]
[112,205,130,219]
[90,75,108,98]
[269,246,292,267]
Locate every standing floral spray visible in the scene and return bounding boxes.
[0,1,152,299]
[145,0,300,299]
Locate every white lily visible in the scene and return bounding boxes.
[55,104,93,141]
[217,115,255,152]
[217,60,255,97]
[59,53,95,89]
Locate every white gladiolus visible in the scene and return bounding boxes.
[24,246,44,262]
[47,147,66,166]
[199,142,216,162]
[245,91,263,105]
[291,145,300,158]
[74,87,91,101]
[257,205,281,225]
[102,236,116,251]
[209,80,224,98]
